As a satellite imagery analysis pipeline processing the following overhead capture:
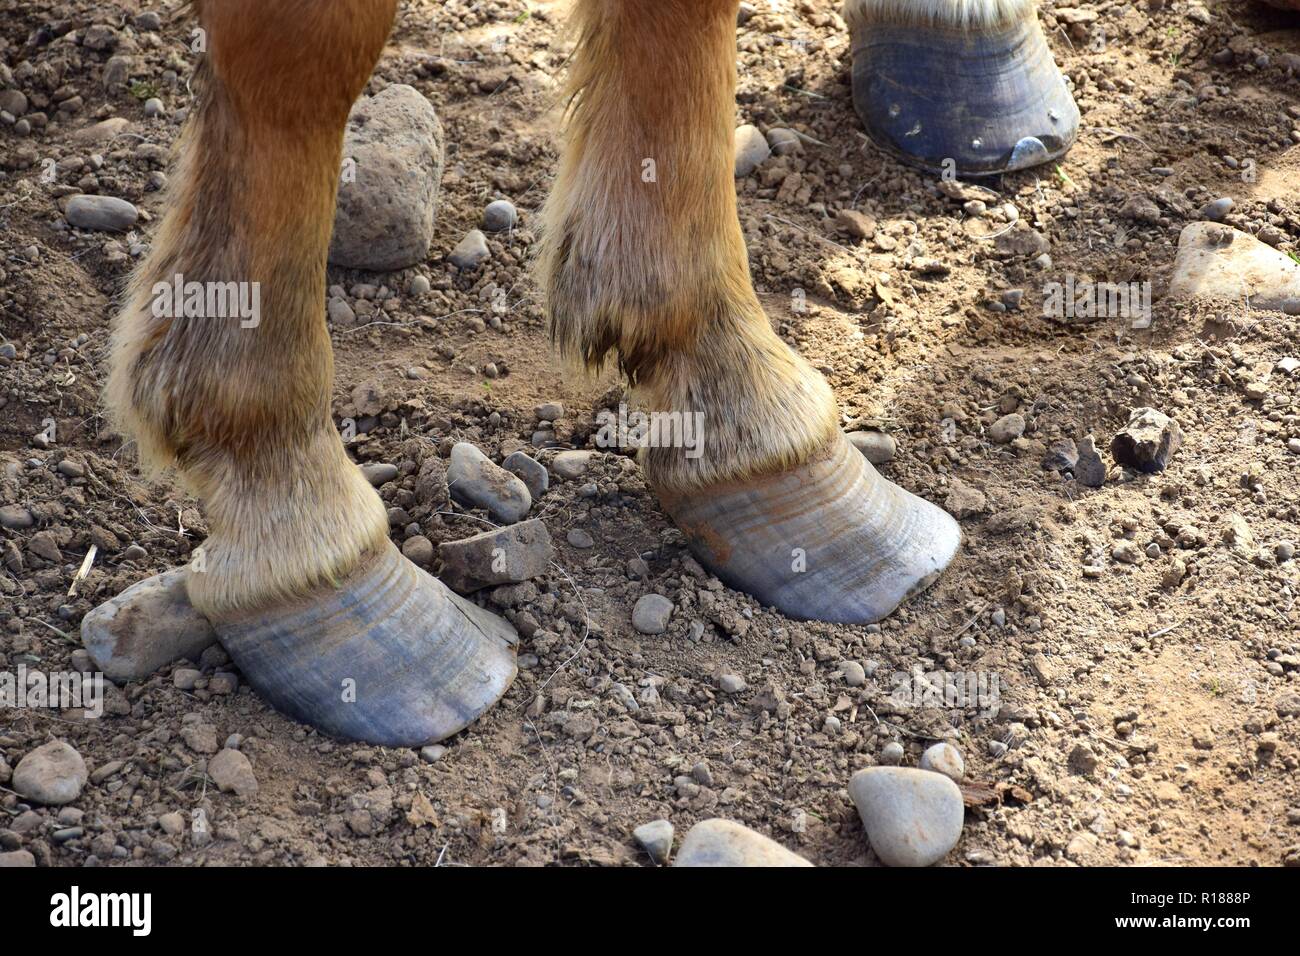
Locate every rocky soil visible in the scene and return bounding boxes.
[2,0,1300,867]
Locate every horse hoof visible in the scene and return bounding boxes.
[847,0,1079,177]
[658,434,960,625]
[214,539,517,747]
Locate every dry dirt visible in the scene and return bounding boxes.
[2,0,1300,867]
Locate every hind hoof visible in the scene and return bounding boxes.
[848,2,1079,177]
[212,539,517,747]
[659,434,960,624]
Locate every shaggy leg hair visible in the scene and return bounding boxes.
[106,0,398,617]
[539,0,840,495]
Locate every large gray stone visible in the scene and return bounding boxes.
[447,443,532,524]
[438,519,553,593]
[329,85,444,271]
[12,740,88,805]
[674,819,812,867]
[1168,222,1300,311]
[849,767,964,867]
[65,195,138,232]
[81,568,218,681]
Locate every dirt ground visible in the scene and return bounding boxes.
[2,0,1300,867]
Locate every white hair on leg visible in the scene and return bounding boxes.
[843,0,1036,31]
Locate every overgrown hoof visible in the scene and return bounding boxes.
[847,0,1079,177]
[214,539,517,747]
[659,434,960,625]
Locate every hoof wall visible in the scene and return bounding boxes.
[849,11,1079,176]
[215,539,517,747]
[661,435,960,625]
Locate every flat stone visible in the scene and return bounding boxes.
[1111,407,1183,473]
[633,819,675,864]
[734,124,770,177]
[566,528,594,549]
[12,740,88,805]
[437,519,553,593]
[448,229,490,270]
[70,116,131,144]
[1075,434,1107,487]
[181,722,219,755]
[1042,438,1078,473]
[65,195,138,232]
[0,504,34,529]
[849,766,964,867]
[944,478,987,520]
[718,673,746,694]
[767,127,802,156]
[208,748,258,798]
[330,85,444,271]
[836,209,877,240]
[632,593,674,635]
[360,462,399,486]
[446,442,531,523]
[502,450,548,499]
[81,568,218,682]
[674,819,812,867]
[989,413,1026,444]
[846,430,896,464]
[1169,222,1300,311]
[551,450,597,480]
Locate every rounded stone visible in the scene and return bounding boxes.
[846,430,897,465]
[849,766,964,867]
[482,199,518,232]
[12,740,88,806]
[632,593,674,635]
[989,413,1026,444]
[674,819,811,867]
[734,124,771,177]
[65,195,138,232]
[919,742,965,782]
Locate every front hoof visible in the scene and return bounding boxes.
[659,434,960,624]
[214,539,517,747]
[847,0,1079,177]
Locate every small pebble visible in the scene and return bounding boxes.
[634,819,674,864]
[482,199,517,232]
[632,593,675,635]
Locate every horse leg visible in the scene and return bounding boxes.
[539,0,960,623]
[92,0,515,745]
